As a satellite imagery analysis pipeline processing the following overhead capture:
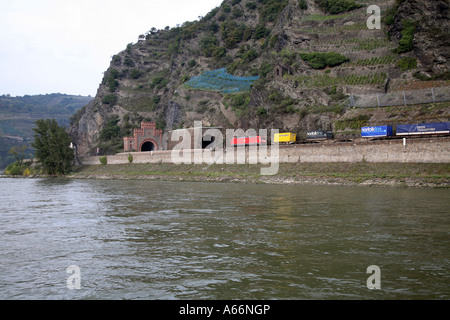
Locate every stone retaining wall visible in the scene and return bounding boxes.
[79,137,450,165]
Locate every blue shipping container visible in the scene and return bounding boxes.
[361,126,393,138]
[396,122,450,136]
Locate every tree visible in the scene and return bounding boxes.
[8,145,27,166]
[32,119,74,175]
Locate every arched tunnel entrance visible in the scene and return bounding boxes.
[141,141,156,152]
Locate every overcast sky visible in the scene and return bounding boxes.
[0,0,223,97]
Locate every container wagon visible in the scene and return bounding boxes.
[361,126,394,138]
[396,122,450,136]
[231,136,267,146]
[307,130,334,141]
[274,132,297,144]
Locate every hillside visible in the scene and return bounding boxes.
[0,93,93,168]
[69,0,450,156]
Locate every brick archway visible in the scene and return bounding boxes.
[139,139,158,152]
[124,122,163,152]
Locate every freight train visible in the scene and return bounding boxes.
[221,121,449,148]
[276,121,450,145]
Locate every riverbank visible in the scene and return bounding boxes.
[60,162,450,188]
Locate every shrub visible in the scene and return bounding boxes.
[299,0,308,10]
[99,116,120,141]
[99,156,107,165]
[200,34,219,57]
[259,0,289,23]
[254,24,270,39]
[300,51,349,69]
[5,162,26,175]
[232,7,244,18]
[397,57,417,71]
[124,57,135,67]
[23,167,31,177]
[150,76,169,89]
[393,20,416,53]
[280,48,298,66]
[220,20,246,48]
[260,62,273,77]
[128,154,133,163]
[225,92,250,116]
[102,94,118,105]
[241,47,259,63]
[256,107,267,115]
[106,69,120,92]
[130,69,142,79]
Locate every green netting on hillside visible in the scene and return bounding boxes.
[185,68,259,94]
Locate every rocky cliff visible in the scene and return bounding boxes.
[69,0,449,155]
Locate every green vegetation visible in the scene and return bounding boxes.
[345,55,397,67]
[334,114,370,131]
[8,145,27,166]
[268,89,297,113]
[3,145,34,176]
[298,0,308,10]
[383,0,406,26]
[259,0,289,23]
[397,57,417,71]
[295,72,387,87]
[150,76,170,90]
[70,162,450,188]
[102,94,118,105]
[254,24,270,40]
[393,20,416,53]
[99,116,121,142]
[105,69,120,92]
[300,51,349,69]
[0,93,91,169]
[200,33,225,59]
[32,119,74,175]
[300,12,354,22]
[97,115,129,155]
[99,156,107,165]
[4,161,32,176]
[315,0,363,14]
[223,92,251,116]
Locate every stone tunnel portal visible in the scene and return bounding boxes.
[141,141,156,152]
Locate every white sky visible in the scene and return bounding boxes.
[0,0,223,97]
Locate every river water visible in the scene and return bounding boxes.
[0,177,449,300]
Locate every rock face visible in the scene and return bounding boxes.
[389,0,449,77]
[69,0,449,156]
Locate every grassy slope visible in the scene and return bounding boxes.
[69,162,450,188]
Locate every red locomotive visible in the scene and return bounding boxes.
[231,136,267,146]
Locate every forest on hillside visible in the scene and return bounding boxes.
[0,93,93,168]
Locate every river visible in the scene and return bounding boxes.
[0,178,449,300]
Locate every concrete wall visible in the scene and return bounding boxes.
[79,137,450,165]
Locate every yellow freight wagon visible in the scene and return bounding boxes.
[274,132,297,144]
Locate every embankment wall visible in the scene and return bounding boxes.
[79,137,450,166]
